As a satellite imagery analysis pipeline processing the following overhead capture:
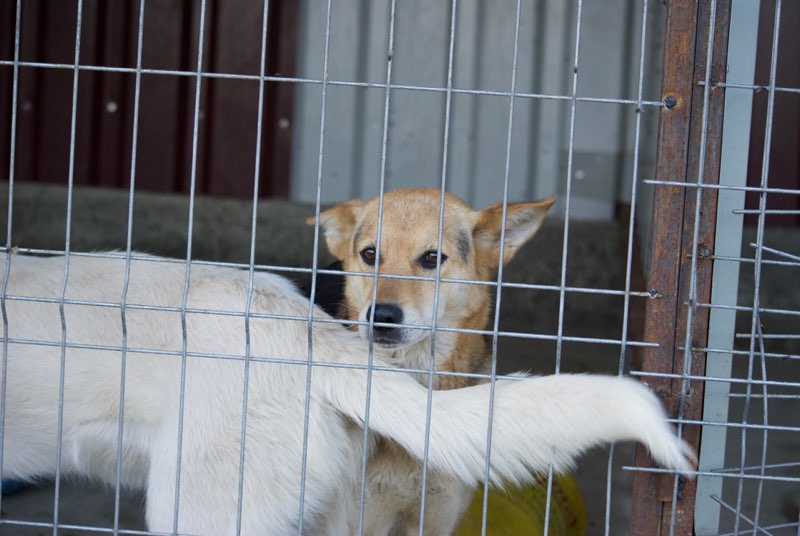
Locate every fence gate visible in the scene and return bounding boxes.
[632,0,799,534]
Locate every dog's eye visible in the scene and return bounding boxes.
[419,251,447,270]
[360,247,377,266]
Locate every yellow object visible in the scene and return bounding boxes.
[454,474,586,535]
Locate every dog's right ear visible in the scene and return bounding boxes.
[473,196,556,268]
[306,200,365,260]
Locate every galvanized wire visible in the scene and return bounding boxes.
[0,0,21,521]
[111,1,147,534]
[480,1,525,533]
[172,0,208,531]
[735,1,783,532]
[233,1,271,533]
[52,2,84,532]
[418,0,459,532]
[605,0,651,533]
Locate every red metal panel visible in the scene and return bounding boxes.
[0,0,296,199]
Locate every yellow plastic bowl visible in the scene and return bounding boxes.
[454,474,585,536]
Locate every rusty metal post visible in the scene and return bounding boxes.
[629,1,732,534]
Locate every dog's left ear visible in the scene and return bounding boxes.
[473,196,556,267]
[306,199,365,260]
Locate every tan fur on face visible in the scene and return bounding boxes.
[310,187,555,382]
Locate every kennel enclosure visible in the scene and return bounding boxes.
[0,0,798,534]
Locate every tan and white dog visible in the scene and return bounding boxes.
[310,189,583,534]
[0,252,693,535]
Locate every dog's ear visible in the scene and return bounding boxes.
[473,197,556,267]
[306,200,366,260]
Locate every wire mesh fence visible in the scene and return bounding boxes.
[0,0,798,535]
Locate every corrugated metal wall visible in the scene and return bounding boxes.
[290,0,665,220]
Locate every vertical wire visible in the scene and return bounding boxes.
[416,0,458,533]
[356,2,397,533]
[670,0,719,533]
[750,321,770,534]
[234,0,271,533]
[543,0,584,532]
[112,1,147,534]
[297,0,334,531]
[479,1,524,534]
[173,0,208,531]
[604,0,650,533]
[0,0,22,516]
[734,1,782,533]
[52,2,85,532]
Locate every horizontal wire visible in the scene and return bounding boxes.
[733,208,800,215]
[728,393,800,400]
[630,370,800,389]
[735,333,800,340]
[666,418,799,434]
[0,519,182,536]
[1,247,655,298]
[0,294,657,347]
[711,461,800,474]
[700,346,800,361]
[693,301,800,318]
[1,336,560,381]
[698,79,800,95]
[0,59,666,107]
[711,253,800,268]
[750,242,800,263]
[643,179,799,195]
[622,467,800,483]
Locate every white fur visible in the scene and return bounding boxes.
[0,253,694,534]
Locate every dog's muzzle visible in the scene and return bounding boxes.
[365,303,406,346]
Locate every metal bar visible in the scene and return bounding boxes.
[630,0,734,532]
[6,57,800,98]
[694,0,759,532]
[629,0,701,531]
[0,58,671,107]
[643,179,800,196]
[544,0,585,532]
[111,1,147,534]
[355,1,396,532]
[735,1,783,532]
[606,0,652,532]
[0,0,21,517]
[665,1,731,532]
[172,0,208,530]
[480,0,526,533]
[234,0,271,532]
[52,2,85,532]
[295,0,334,523]
[624,468,800,484]
[419,0,458,532]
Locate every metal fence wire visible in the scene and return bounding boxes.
[0,0,798,535]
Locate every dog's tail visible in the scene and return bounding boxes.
[322,370,694,486]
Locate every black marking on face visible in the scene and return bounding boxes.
[352,222,365,256]
[455,229,471,263]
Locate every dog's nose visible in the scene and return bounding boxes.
[367,303,403,328]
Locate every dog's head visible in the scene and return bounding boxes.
[308,188,555,349]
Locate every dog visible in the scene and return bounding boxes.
[308,188,559,534]
[0,252,694,534]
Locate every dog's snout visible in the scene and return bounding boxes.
[367,303,404,328]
